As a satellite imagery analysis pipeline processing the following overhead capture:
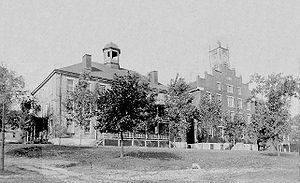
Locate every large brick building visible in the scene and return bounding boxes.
[31,42,167,143]
[189,43,254,143]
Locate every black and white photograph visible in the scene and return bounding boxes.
[0,0,300,182]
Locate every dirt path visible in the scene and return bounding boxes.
[4,157,300,183]
[5,157,99,183]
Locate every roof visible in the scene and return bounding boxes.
[103,42,121,53]
[59,62,134,80]
[32,62,167,95]
[104,42,119,49]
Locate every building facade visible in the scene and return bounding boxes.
[189,43,254,143]
[31,42,167,142]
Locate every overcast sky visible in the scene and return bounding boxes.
[1,0,299,115]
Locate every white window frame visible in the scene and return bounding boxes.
[237,87,242,95]
[227,84,233,93]
[227,96,234,107]
[247,102,251,111]
[66,78,74,92]
[216,93,222,102]
[217,82,222,91]
[206,91,212,101]
[237,98,242,109]
[247,114,251,124]
[230,111,235,121]
[87,81,92,91]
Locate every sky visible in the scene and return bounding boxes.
[1,0,300,115]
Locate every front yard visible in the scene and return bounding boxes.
[3,144,300,182]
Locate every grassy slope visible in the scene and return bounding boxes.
[5,144,300,171]
[5,145,300,182]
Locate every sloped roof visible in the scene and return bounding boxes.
[103,42,121,53]
[58,62,135,80]
[32,62,167,95]
[104,42,119,49]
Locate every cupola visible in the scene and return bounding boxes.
[103,42,121,69]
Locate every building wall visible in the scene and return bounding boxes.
[194,64,254,119]
[34,71,112,139]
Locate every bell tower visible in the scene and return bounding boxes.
[103,42,121,69]
[209,41,230,72]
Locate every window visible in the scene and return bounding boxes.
[107,51,110,58]
[216,94,222,102]
[237,87,242,95]
[87,82,92,91]
[84,120,90,134]
[96,83,106,93]
[247,102,251,110]
[227,85,233,93]
[217,82,221,91]
[230,111,235,121]
[112,51,118,58]
[206,92,212,100]
[210,127,214,137]
[237,98,242,109]
[247,114,251,124]
[227,96,234,107]
[67,79,74,92]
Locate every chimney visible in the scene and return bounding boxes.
[196,75,200,87]
[82,54,92,70]
[148,71,158,84]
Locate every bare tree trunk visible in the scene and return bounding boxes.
[120,131,124,158]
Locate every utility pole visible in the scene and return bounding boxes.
[1,102,5,171]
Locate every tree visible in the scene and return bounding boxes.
[165,74,198,143]
[223,111,247,146]
[0,65,24,171]
[0,65,25,126]
[8,96,43,142]
[250,73,299,155]
[196,94,222,142]
[0,65,25,102]
[95,72,154,157]
[66,71,98,145]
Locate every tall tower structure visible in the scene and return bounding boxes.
[209,41,230,72]
[103,42,121,69]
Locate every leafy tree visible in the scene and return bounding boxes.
[9,96,43,142]
[196,94,222,142]
[250,73,299,155]
[0,65,25,103]
[223,111,247,145]
[6,110,23,130]
[95,72,154,157]
[66,71,98,145]
[0,65,25,130]
[165,74,198,143]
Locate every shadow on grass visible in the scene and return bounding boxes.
[0,169,17,176]
[6,145,92,158]
[55,162,78,168]
[260,151,298,158]
[125,150,182,160]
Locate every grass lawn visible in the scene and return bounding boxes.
[5,144,300,182]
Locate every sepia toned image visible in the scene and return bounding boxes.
[1,0,300,182]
